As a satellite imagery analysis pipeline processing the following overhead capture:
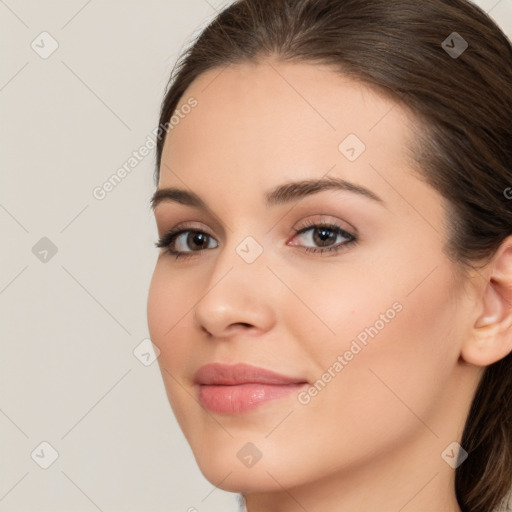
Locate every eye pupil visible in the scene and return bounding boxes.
[314,228,336,247]
[189,232,208,250]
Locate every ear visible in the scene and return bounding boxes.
[461,237,512,367]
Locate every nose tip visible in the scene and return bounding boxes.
[193,265,276,340]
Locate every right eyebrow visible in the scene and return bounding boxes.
[151,187,207,210]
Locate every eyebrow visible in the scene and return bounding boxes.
[150,176,385,211]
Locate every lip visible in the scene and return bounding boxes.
[194,363,308,414]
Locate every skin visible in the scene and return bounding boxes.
[147,59,512,512]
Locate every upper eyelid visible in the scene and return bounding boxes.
[291,223,356,243]
[293,218,355,232]
[156,213,356,233]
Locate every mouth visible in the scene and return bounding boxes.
[194,362,309,414]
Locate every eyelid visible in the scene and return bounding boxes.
[291,223,354,240]
[155,221,214,248]
[156,220,211,239]
[154,210,226,240]
[290,214,358,237]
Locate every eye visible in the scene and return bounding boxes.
[155,220,358,260]
[289,220,357,256]
[155,227,218,259]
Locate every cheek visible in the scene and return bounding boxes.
[291,257,460,442]
[147,264,200,436]
[147,264,192,371]
[285,232,459,370]
[147,265,172,345]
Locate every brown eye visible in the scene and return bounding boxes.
[184,232,211,251]
[312,227,338,247]
[292,223,355,251]
[156,229,218,259]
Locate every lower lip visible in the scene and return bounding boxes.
[198,383,307,414]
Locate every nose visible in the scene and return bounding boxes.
[193,249,276,339]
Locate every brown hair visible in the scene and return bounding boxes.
[154,1,512,510]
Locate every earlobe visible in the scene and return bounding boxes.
[461,240,512,367]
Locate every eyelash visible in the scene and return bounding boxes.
[155,220,357,260]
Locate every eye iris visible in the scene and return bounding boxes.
[189,232,209,250]
[314,227,336,247]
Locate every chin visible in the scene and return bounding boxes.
[198,462,288,493]
[191,443,298,493]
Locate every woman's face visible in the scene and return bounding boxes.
[147,61,480,496]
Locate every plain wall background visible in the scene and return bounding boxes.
[1,1,511,511]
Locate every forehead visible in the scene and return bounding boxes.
[161,59,417,175]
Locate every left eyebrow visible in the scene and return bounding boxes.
[150,176,386,211]
[264,176,385,207]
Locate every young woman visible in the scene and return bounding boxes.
[147,1,512,510]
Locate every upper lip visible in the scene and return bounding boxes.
[194,363,308,386]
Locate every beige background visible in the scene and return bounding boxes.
[1,1,511,511]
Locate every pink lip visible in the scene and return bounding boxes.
[194,363,308,414]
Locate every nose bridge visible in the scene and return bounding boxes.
[209,217,269,283]
[193,228,275,336]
